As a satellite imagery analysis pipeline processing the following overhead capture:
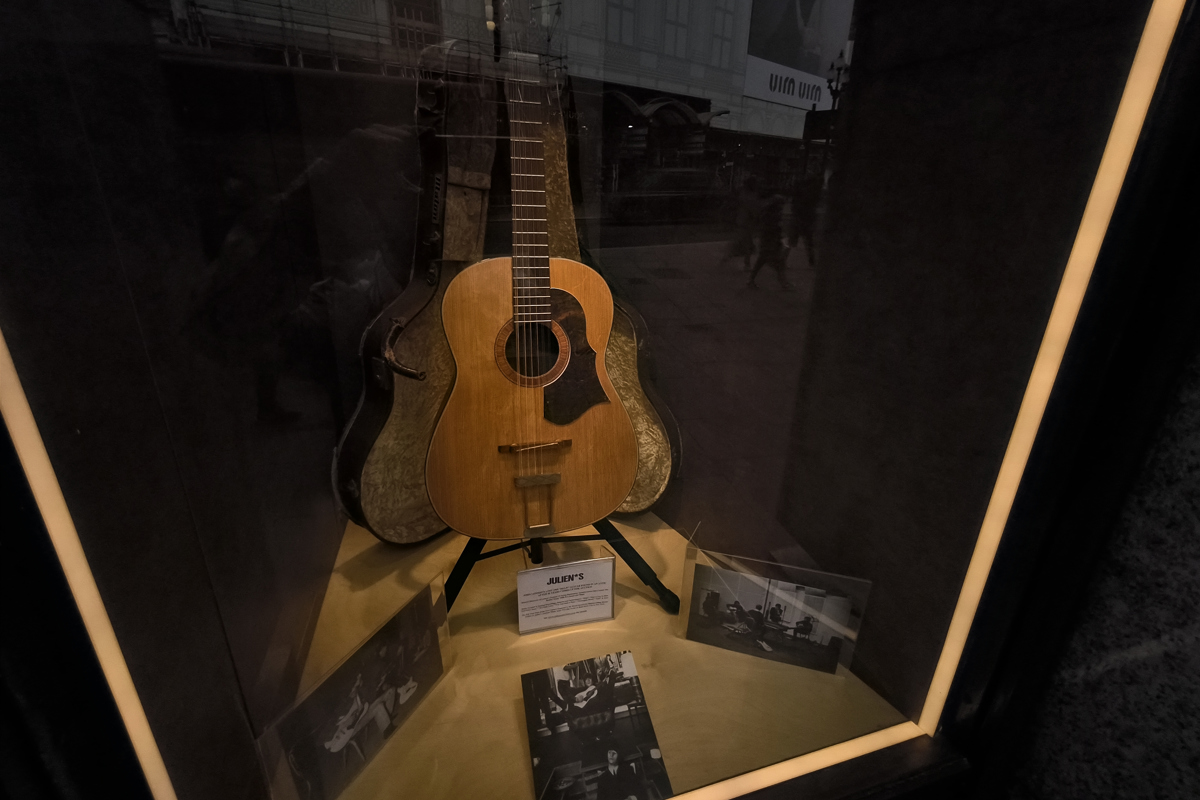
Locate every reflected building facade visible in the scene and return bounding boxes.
[149,2,847,192]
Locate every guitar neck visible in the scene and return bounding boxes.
[505,71,550,324]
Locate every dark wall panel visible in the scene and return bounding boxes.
[0,2,267,797]
[780,0,1153,716]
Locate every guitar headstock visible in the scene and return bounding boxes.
[495,0,562,63]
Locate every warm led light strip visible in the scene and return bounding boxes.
[674,722,925,800]
[0,331,179,800]
[917,0,1188,734]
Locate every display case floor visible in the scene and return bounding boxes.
[294,513,907,799]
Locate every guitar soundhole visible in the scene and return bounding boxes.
[505,322,559,377]
[495,319,570,387]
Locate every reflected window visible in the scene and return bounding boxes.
[391,0,441,49]
[607,0,636,46]
[664,0,689,59]
[712,0,735,68]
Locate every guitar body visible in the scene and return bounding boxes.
[426,256,638,539]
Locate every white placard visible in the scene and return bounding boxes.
[516,556,615,634]
[742,55,832,112]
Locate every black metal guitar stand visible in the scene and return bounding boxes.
[444,517,680,614]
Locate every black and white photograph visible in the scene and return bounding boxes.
[266,586,444,800]
[520,651,673,800]
[685,562,870,674]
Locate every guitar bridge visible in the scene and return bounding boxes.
[498,439,572,454]
[514,473,561,487]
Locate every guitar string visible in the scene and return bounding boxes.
[535,82,547,501]
[520,80,531,494]
[509,65,553,530]
[505,75,521,498]
[532,83,545,500]
[531,82,542,499]
[525,79,547,509]
[513,76,536,497]
[507,8,532,531]
[512,77,527,493]
[538,85,549,505]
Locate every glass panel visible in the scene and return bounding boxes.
[1,0,1158,797]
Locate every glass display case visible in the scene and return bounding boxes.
[2,1,1195,799]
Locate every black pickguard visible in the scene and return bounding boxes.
[545,288,610,424]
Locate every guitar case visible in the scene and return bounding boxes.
[334,46,680,543]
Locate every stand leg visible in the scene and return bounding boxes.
[594,518,680,614]
[445,537,486,611]
[445,522,680,615]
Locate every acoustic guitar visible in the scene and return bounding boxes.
[425,57,638,539]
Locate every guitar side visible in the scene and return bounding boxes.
[426,257,638,539]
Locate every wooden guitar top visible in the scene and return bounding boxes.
[426,257,638,539]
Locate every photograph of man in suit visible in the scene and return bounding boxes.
[596,747,641,800]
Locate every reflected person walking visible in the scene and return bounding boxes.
[746,188,792,289]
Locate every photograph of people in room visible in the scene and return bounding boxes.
[521,651,673,800]
[271,586,443,800]
[685,562,870,674]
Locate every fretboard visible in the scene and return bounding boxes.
[505,73,549,323]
